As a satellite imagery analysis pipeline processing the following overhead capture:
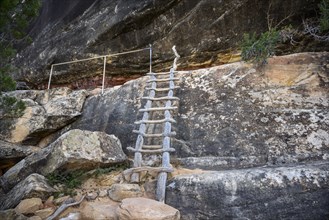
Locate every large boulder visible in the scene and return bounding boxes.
[166,161,329,219]
[13,0,327,88]
[0,140,39,175]
[15,198,43,215]
[0,173,55,210]
[0,140,39,159]
[116,197,180,220]
[0,88,88,145]
[0,129,127,192]
[78,201,118,220]
[108,184,144,202]
[0,209,28,220]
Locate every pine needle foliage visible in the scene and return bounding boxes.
[0,0,41,118]
[319,0,329,32]
[241,30,280,65]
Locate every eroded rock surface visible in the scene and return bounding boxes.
[0,88,88,145]
[0,129,127,192]
[0,140,39,159]
[0,140,39,175]
[1,52,327,219]
[68,52,329,169]
[166,161,329,219]
[62,52,329,219]
[14,0,327,87]
[0,174,55,210]
[174,52,329,170]
[0,209,28,220]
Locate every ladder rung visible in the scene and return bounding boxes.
[141,96,180,101]
[123,166,174,182]
[147,72,172,76]
[139,107,177,112]
[145,87,179,92]
[134,118,176,124]
[147,78,179,83]
[132,130,176,137]
[142,145,163,149]
[127,147,175,153]
[123,166,174,175]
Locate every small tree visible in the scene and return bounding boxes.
[0,0,41,118]
[319,0,329,32]
[241,30,280,65]
[303,0,329,41]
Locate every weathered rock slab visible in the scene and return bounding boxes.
[29,216,42,220]
[79,202,117,220]
[34,207,55,219]
[0,129,127,192]
[0,209,28,220]
[15,198,43,215]
[0,140,39,175]
[0,88,88,145]
[59,212,81,220]
[116,197,180,220]
[0,173,55,210]
[166,161,329,220]
[0,140,39,159]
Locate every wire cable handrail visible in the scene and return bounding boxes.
[47,46,152,93]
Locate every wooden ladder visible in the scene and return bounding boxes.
[125,46,180,202]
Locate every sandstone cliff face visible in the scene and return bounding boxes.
[68,52,329,169]
[14,0,325,88]
[1,52,328,218]
[59,52,328,219]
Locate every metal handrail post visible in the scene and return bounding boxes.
[149,44,152,73]
[47,65,54,90]
[102,56,106,94]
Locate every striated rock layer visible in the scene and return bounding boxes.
[0,88,88,145]
[0,174,55,210]
[166,161,329,219]
[14,0,326,88]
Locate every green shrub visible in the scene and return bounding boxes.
[241,29,280,65]
[46,170,85,197]
[0,96,25,118]
[0,0,40,118]
[319,0,329,32]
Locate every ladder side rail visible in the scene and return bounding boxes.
[131,75,156,182]
[156,68,175,202]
